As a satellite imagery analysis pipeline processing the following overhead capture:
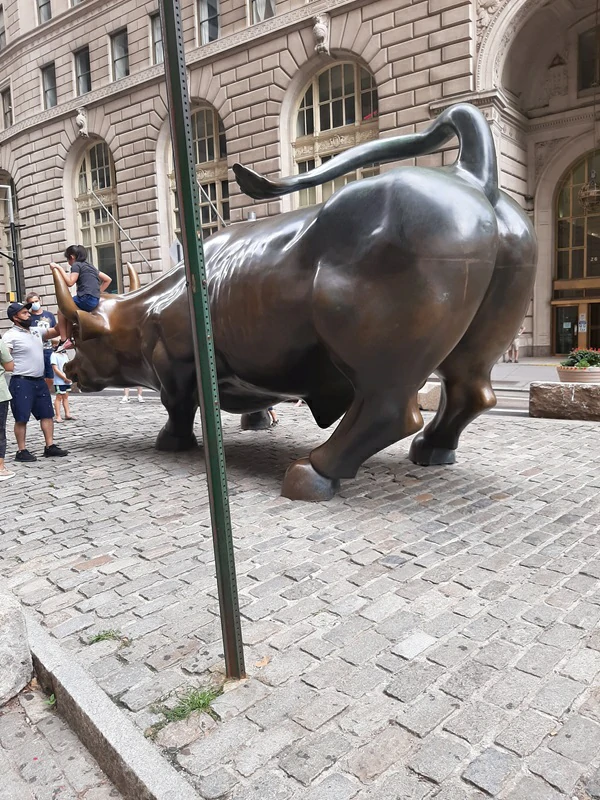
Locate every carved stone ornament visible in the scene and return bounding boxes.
[313,13,331,57]
[477,0,500,38]
[534,138,568,180]
[75,107,89,138]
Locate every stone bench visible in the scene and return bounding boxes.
[529,381,600,421]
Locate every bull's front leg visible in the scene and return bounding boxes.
[156,386,199,452]
[153,346,199,452]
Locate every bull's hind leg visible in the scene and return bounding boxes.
[281,389,423,501]
[409,363,496,466]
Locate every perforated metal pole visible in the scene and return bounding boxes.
[159,0,245,679]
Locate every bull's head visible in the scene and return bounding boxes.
[51,263,146,392]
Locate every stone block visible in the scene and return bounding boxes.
[0,595,33,706]
[529,381,600,421]
[418,381,441,411]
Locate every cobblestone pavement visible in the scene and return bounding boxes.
[0,682,121,799]
[2,397,600,799]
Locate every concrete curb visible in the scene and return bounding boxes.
[26,614,200,800]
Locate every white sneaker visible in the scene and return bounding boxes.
[0,469,15,481]
[138,397,144,403]
[120,397,130,404]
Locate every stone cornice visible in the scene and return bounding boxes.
[0,0,365,146]
[430,89,528,132]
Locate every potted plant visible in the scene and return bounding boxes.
[557,348,600,383]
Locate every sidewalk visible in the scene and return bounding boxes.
[2,398,600,799]
[0,682,121,800]
[490,357,563,390]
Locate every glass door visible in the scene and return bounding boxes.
[590,303,600,350]
[554,306,579,354]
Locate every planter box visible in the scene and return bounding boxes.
[530,381,600,421]
[557,366,600,383]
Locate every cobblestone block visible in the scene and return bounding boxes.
[442,661,497,700]
[246,683,317,729]
[548,715,600,763]
[559,647,600,683]
[494,709,557,756]
[211,679,271,721]
[473,640,517,669]
[530,675,586,717]
[353,768,431,800]
[528,748,584,794]
[290,689,349,731]
[408,733,468,783]
[301,773,359,800]
[339,630,389,666]
[230,770,296,800]
[443,701,507,744]
[426,635,476,668]
[196,767,238,799]
[502,775,563,800]
[345,725,415,782]
[396,691,458,738]
[178,718,258,775]
[461,747,520,795]
[279,730,352,786]
[234,721,304,777]
[514,643,563,677]
[385,661,445,702]
[392,631,437,660]
[485,669,540,710]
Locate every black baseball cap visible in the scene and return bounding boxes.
[7,302,32,320]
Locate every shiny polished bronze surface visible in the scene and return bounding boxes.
[52,104,536,501]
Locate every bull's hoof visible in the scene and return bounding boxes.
[155,427,198,452]
[408,433,456,466]
[281,457,339,502]
[240,411,271,431]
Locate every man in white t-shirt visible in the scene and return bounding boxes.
[3,302,69,463]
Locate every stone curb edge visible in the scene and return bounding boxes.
[26,613,200,800]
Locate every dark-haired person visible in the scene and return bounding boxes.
[49,244,112,350]
[26,291,57,392]
[3,302,68,462]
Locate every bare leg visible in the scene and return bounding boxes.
[63,394,71,417]
[40,417,54,447]
[14,422,27,451]
[54,395,62,421]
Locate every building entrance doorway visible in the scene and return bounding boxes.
[553,302,600,353]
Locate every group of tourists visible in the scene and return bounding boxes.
[0,244,110,481]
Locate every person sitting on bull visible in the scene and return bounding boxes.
[49,244,112,351]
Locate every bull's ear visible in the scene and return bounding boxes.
[75,310,110,341]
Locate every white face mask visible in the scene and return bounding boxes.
[31,302,41,312]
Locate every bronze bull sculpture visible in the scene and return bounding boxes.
[52,103,536,502]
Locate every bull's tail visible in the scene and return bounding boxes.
[233,103,498,207]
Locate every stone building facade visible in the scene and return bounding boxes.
[0,0,599,353]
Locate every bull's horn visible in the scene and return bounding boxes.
[76,310,110,341]
[51,267,78,322]
[126,262,140,292]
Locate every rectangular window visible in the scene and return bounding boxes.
[41,63,57,109]
[111,29,129,81]
[198,0,219,44]
[1,87,12,128]
[37,0,52,24]
[579,27,600,90]
[0,7,6,51]
[71,0,84,5]
[250,0,274,24]
[74,46,91,95]
[150,14,163,64]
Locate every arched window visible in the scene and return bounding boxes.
[293,63,379,207]
[553,152,600,353]
[170,107,229,243]
[0,173,21,300]
[76,142,121,292]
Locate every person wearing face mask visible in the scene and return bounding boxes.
[26,291,57,393]
[3,302,68,462]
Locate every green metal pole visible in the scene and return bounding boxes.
[159,0,245,680]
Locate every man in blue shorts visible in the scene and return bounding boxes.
[3,302,68,463]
